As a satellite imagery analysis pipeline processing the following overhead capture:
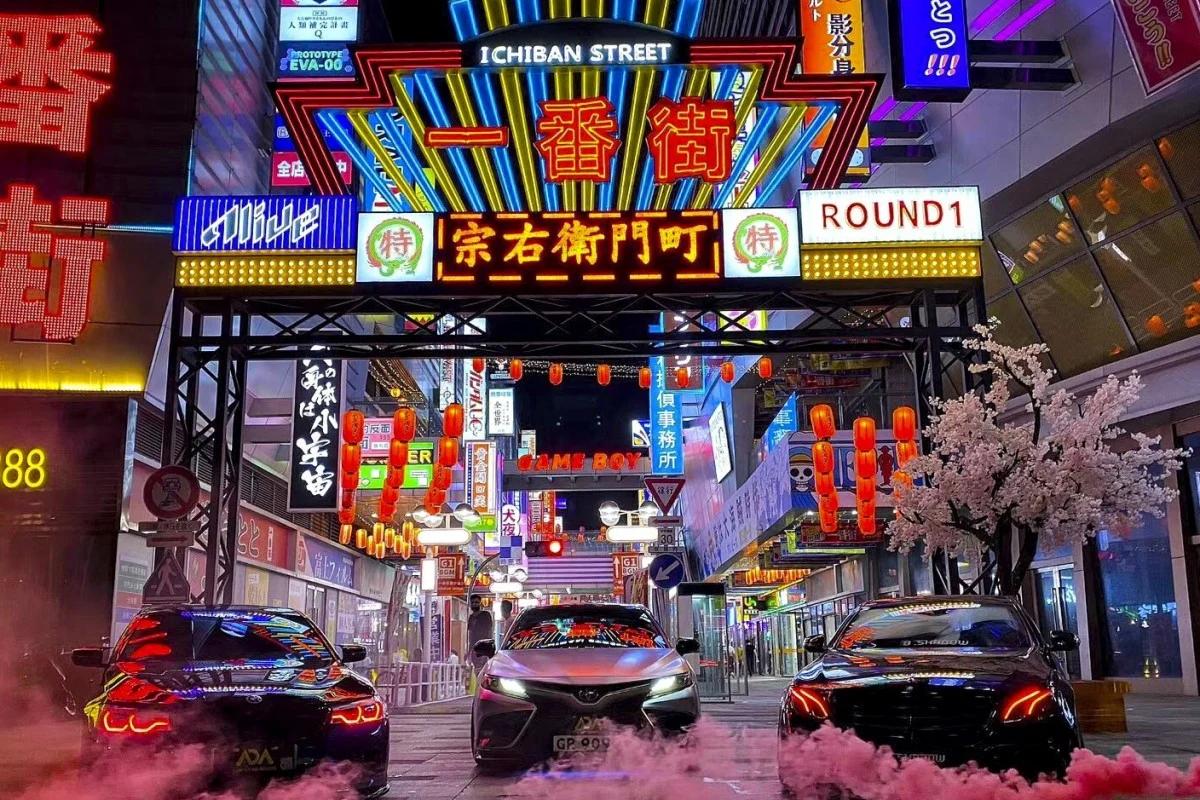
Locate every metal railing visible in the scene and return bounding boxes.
[377,661,469,708]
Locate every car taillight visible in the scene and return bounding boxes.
[330,697,386,726]
[99,707,172,736]
[788,685,831,720]
[1000,687,1054,723]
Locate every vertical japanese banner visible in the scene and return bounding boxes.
[437,315,456,410]
[649,356,685,475]
[1111,0,1200,94]
[800,0,870,176]
[466,441,497,513]
[288,358,343,511]
[887,0,971,102]
[462,358,489,441]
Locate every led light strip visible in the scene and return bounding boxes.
[728,104,806,208]
[580,67,601,211]
[673,64,736,210]
[445,70,506,210]
[318,110,405,212]
[597,67,629,211]
[754,103,836,206]
[346,110,432,211]
[614,67,656,210]
[637,66,687,209]
[552,67,578,211]
[711,103,779,208]
[389,73,467,211]
[692,66,762,209]
[499,68,544,212]
[371,107,447,211]
[414,71,487,210]
[651,65,711,210]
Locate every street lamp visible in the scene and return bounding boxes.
[598,500,621,527]
[638,500,659,522]
[598,502,661,544]
[452,502,481,525]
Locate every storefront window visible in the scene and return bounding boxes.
[1182,433,1200,537]
[981,244,1013,300]
[991,196,1084,284]
[1094,213,1200,349]
[906,542,932,595]
[1067,146,1174,245]
[1018,256,1135,376]
[1158,120,1200,200]
[1094,511,1182,679]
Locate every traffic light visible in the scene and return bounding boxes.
[524,539,565,557]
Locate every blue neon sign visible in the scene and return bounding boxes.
[888,0,971,102]
[649,356,684,476]
[173,196,357,253]
[277,43,354,79]
[761,393,798,455]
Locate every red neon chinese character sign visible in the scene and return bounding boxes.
[534,97,620,182]
[0,183,109,341]
[0,14,113,153]
[646,97,736,183]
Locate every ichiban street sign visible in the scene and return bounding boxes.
[644,477,685,514]
[143,465,201,520]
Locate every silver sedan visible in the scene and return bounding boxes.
[470,602,701,766]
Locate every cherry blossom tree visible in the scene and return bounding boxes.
[888,325,1188,595]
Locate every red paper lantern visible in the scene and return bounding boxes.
[856,449,877,479]
[393,407,417,443]
[379,504,396,524]
[340,492,356,514]
[675,366,690,388]
[385,467,403,490]
[339,524,353,545]
[340,469,358,492]
[897,440,919,466]
[818,499,839,533]
[857,501,877,535]
[338,508,355,525]
[438,436,459,467]
[720,361,735,383]
[509,359,524,381]
[423,500,440,517]
[342,410,365,445]
[388,440,409,471]
[892,406,917,442]
[856,477,876,502]
[893,471,913,491]
[809,404,836,440]
[853,417,876,452]
[381,483,400,506]
[757,356,773,380]
[549,363,564,385]
[443,403,464,438]
[341,443,361,474]
[638,366,652,389]
[428,487,447,508]
[433,464,452,491]
[472,357,485,374]
[812,441,834,474]
[815,471,836,497]
[596,364,611,386]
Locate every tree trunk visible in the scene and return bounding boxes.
[1004,526,1040,596]
[992,517,1014,595]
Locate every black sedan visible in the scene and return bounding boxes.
[72,605,388,797]
[779,596,1082,781]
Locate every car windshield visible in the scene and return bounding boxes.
[503,607,668,650]
[114,609,336,666]
[834,602,1032,650]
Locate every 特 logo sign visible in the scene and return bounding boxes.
[720,208,800,279]
[356,212,434,282]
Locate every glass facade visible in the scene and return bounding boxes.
[987,117,1200,379]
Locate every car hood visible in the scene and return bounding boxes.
[801,647,1051,688]
[487,647,687,684]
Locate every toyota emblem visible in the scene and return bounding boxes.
[245,694,263,704]
[578,688,600,703]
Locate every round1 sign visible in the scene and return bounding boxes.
[143,465,201,520]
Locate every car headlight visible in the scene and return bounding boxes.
[649,672,694,696]
[480,674,527,698]
[1000,686,1055,723]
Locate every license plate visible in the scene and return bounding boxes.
[553,735,611,753]
[900,753,946,764]
[230,743,301,772]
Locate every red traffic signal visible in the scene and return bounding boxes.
[525,539,565,557]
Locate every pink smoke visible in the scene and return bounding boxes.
[514,720,1200,800]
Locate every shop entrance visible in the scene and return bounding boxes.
[1034,564,1081,679]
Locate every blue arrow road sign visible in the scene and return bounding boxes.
[648,553,685,590]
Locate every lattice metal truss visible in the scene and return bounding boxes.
[156,294,249,605]
[163,281,987,599]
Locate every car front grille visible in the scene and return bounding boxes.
[524,680,652,732]
[832,683,998,752]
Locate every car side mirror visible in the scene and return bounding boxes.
[1048,630,1079,652]
[473,639,497,659]
[340,644,367,664]
[803,635,827,654]
[675,637,700,656]
[71,647,105,668]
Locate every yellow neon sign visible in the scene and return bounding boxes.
[2,447,47,490]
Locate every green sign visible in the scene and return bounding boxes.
[466,512,497,534]
[359,441,435,490]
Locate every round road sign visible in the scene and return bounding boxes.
[648,552,686,590]
[143,465,201,520]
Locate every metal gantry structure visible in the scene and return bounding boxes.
[160,281,986,603]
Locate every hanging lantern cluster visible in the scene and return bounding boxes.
[338,410,365,535]
[421,403,462,517]
[853,417,877,535]
[378,406,418,525]
[892,406,919,493]
[809,404,839,534]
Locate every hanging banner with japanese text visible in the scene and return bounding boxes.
[288,358,343,511]
[1112,0,1200,94]
[888,0,971,101]
[799,0,870,175]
